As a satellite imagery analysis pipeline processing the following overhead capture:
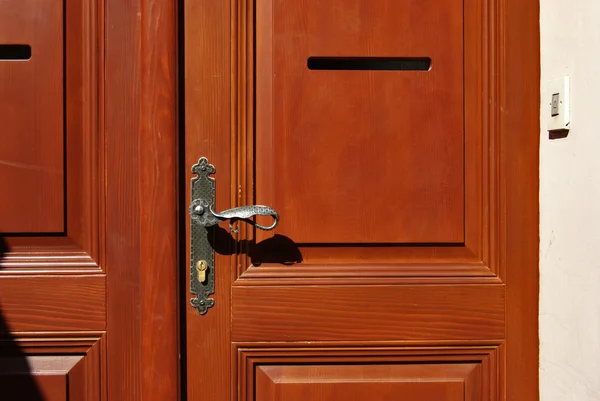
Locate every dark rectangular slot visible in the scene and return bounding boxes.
[307,57,431,71]
[0,45,31,60]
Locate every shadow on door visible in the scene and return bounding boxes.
[0,236,44,400]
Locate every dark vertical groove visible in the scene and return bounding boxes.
[177,0,188,398]
[62,0,68,234]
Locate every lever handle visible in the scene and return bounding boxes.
[188,157,280,315]
[190,202,278,232]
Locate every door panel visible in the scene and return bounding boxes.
[243,346,495,401]
[255,364,476,401]
[0,0,180,399]
[256,0,464,244]
[253,0,484,265]
[184,0,539,401]
[0,0,104,399]
[0,0,64,233]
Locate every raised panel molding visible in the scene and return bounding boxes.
[0,0,103,273]
[257,364,477,401]
[228,0,501,279]
[0,333,105,401]
[237,345,500,401]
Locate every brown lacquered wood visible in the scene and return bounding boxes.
[256,364,474,401]
[240,263,499,286]
[248,0,487,266]
[0,275,104,331]
[64,0,102,267]
[239,346,497,401]
[256,0,464,244]
[232,285,504,342]
[139,0,179,398]
[503,0,540,399]
[30,356,80,401]
[104,0,179,399]
[186,0,539,399]
[0,0,102,273]
[184,0,234,401]
[0,337,104,401]
[1,0,179,398]
[0,0,64,233]
[0,356,74,401]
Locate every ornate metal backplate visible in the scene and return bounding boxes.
[189,157,279,315]
[189,157,216,314]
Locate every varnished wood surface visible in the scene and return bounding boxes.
[184,0,233,400]
[186,0,539,400]
[0,0,179,399]
[256,364,476,401]
[0,337,104,401]
[240,345,497,401]
[503,0,540,399]
[105,0,179,399]
[240,262,499,285]
[0,356,72,401]
[256,0,464,244]
[0,275,105,331]
[0,0,102,272]
[64,0,102,267]
[0,0,108,398]
[250,0,487,266]
[0,0,64,233]
[233,284,504,342]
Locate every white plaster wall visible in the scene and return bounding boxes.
[540,0,600,400]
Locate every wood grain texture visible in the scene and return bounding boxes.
[232,285,504,342]
[0,331,104,353]
[105,0,179,399]
[248,0,487,267]
[184,0,233,399]
[239,346,498,401]
[0,0,102,272]
[0,237,98,271]
[0,0,179,399]
[0,356,73,401]
[64,0,102,267]
[240,263,499,286]
[139,0,179,399]
[0,275,105,331]
[185,0,539,399]
[502,0,540,399]
[0,335,104,401]
[256,364,475,401]
[256,0,464,244]
[0,0,64,233]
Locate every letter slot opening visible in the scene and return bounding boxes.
[307,57,431,71]
[0,45,32,60]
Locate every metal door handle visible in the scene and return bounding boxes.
[188,157,279,314]
[190,202,278,232]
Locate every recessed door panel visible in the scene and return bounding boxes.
[256,0,464,244]
[0,0,64,233]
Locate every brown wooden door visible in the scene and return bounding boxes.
[184,0,539,401]
[0,0,179,400]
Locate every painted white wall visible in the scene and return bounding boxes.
[540,0,600,400]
